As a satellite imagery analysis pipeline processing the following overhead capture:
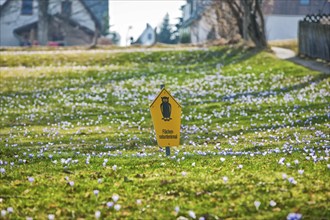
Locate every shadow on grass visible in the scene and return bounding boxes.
[222,73,329,101]
[187,73,329,105]
[222,113,328,137]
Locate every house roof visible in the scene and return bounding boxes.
[0,0,7,5]
[134,23,154,44]
[54,13,95,35]
[81,0,108,29]
[13,21,38,35]
[181,13,200,28]
[13,13,95,37]
[0,0,9,10]
[78,0,102,29]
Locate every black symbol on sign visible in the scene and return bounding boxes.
[160,96,171,121]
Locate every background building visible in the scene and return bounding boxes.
[179,0,330,44]
[134,23,156,46]
[0,0,109,46]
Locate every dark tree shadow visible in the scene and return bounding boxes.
[222,73,329,101]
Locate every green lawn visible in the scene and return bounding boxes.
[0,46,329,219]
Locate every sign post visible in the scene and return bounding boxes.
[150,85,181,156]
[160,85,171,156]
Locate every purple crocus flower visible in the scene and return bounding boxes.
[287,213,302,220]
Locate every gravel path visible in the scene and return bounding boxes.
[272,46,330,74]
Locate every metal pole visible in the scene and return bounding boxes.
[166,146,170,156]
[160,84,170,156]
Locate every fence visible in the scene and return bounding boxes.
[298,14,330,61]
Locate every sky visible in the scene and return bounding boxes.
[109,0,185,46]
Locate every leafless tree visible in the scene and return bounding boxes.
[37,0,49,45]
[199,0,267,47]
[186,0,266,47]
[89,16,100,48]
[223,0,267,48]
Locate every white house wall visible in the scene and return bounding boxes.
[0,0,38,46]
[182,4,191,22]
[189,14,304,43]
[190,11,214,44]
[139,28,155,46]
[265,15,304,40]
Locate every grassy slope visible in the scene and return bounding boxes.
[0,46,329,219]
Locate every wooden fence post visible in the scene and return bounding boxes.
[298,14,330,61]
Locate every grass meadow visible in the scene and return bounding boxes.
[0,46,329,219]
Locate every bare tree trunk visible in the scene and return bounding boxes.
[89,27,99,48]
[246,0,267,48]
[38,0,49,46]
[241,0,250,41]
[255,0,267,47]
[226,1,243,37]
[224,0,267,48]
[88,10,102,49]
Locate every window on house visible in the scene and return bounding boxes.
[21,0,33,15]
[148,33,152,40]
[61,0,72,17]
[300,0,310,5]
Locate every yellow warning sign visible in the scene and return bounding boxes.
[150,88,181,147]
